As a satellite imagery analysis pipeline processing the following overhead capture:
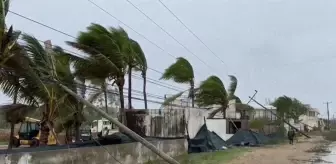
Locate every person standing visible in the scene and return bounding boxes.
[287,128,295,145]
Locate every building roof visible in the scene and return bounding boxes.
[309,108,320,114]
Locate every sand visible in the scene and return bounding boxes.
[227,136,324,164]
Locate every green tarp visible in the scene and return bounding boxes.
[188,124,227,153]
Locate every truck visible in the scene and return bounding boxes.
[90,118,118,138]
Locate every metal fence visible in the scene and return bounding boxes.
[126,109,186,138]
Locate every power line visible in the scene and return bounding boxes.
[16,38,184,93]
[87,0,210,76]
[7,13,186,92]
[120,0,214,73]
[157,0,229,75]
[85,0,177,59]
[8,10,178,80]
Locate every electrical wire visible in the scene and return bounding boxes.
[86,0,208,76]
[15,37,185,92]
[157,0,229,75]
[8,10,187,85]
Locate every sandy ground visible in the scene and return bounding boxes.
[227,136,324,164]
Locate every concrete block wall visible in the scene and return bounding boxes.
[1,139,187,164]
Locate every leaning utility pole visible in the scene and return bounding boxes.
[324,101,332,130]
[59,84,180,164]
[250,96,310,138]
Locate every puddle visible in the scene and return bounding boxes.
[314,142,336,164]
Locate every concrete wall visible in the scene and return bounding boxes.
[1,139,187,164]
[206,119,233,141]
[186,108,233,141]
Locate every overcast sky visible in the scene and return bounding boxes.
[3,0,336,118]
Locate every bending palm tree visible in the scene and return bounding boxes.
[161,57,195,107]
[130,39,148,110]
[195,75,228,118]
[126,39,147,109]
[0,0,22,66]
[19,34,78,145]
[67,23,132,124]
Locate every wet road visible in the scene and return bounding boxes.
[320,142,336,163]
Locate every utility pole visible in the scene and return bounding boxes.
[324,101,332,130]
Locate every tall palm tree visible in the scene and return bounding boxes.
[67,23,132,124]
[160,57,195,107]
[130,39,147,110]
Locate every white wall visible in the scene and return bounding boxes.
[185,108,233,141]
[186,108,209,138]
[206,119,233,141]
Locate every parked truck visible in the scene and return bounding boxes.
[90,118,118,138]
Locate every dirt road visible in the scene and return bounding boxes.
[227,136,324,164]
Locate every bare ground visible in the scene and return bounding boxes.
[227,136,325,164]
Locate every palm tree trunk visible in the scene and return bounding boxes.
[7,122,15,150]
[8,87,18,150]
[103,84,108,114]
[74,110,80,141]
[128,67,132,109]
[190,80,195,108]
[142,72,148,111]
[116,77,126,125]
[40,104,50,146]
[65,126,72,144]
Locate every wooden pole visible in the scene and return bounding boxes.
[249,96,311,138]
[59,84,180,164]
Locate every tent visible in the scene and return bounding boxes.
[187,124,227,153]
[225,129,271,146]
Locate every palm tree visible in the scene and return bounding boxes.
[67,23,133,124]
[18,34,78,145]
[129,39,147,110]
[0,0,22,66]
[196,75,254,119]
[160,57,195,107]
[271,96,308,121]
[195,75,228,118]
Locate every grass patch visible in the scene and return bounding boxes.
[146,148,250,164]
[323,130,336,141]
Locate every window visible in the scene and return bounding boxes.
[92,121,98,128]
[19,123,28,133]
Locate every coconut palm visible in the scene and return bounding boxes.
[129,39,147,110]
[195,75,251,118]
[16,34,80,145]
[67,23,133,124]
[160,57,195,107]
[195,75,228,118]
[0,0,22,67]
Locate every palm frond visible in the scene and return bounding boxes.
[228,75,237,98]
[195,75,228,107]
[161,57,194,83]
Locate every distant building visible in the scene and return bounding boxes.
[251,105,277,121]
